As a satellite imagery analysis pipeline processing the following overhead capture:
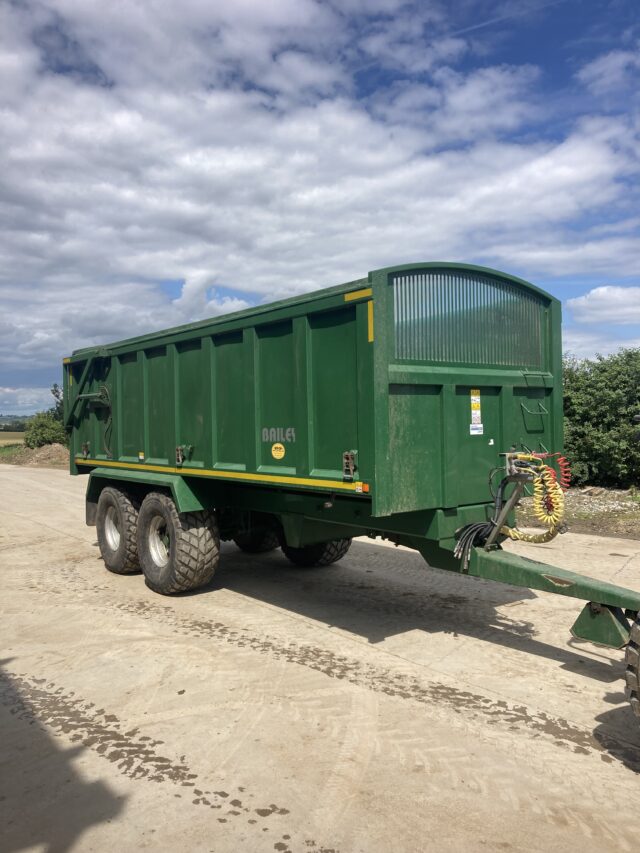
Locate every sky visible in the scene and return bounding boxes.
[0,0,639,414]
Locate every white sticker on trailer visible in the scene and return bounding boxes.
[470,389,482,433]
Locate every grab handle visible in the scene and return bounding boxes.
[520,401,549,416]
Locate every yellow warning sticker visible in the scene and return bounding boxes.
[271,442,285,460]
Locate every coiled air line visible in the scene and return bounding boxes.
[454,451,570,571]
[501,454,565,543]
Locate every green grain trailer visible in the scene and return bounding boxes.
[64,262,640,720]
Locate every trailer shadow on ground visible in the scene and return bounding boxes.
[593,702,640,773]
[206,540,623,687]
[0,659,124,853]
[202,541,640,773]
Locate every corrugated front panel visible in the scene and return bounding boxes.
[392,270,547,369]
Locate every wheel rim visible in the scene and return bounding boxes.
[104,505,121,550]
[148,514,171,568]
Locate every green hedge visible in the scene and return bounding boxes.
[563,349,640,488]
[24,412,67,449]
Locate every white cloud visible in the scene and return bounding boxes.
[562,328,640,360]
[0,387,54,415]
[0,280,250,371]
[0,0,638,382]
[567,286,640,325]
[577,44,640,96]
[369,64,540,141]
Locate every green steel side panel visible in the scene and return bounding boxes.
[67,355,113,461]
[176,338,211,468]
[309,306,358,476]
[147,346,172,463]
[215,331,246,468]
[451,385,502,505]
[120,352,143,458]
[388,384,442,512]
[257,320,296,472]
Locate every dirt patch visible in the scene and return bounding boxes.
[0,442,69,468]
[517,487,640,540]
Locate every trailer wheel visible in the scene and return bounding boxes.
[625,616,640,718]
[137,492,219,595]
[96,487,140,574]
[282,537,352,568]
[234,528,280,554]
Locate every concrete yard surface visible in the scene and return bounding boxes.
[2,465,640,853]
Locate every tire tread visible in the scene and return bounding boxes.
[234,528,280,554]
[97,487,140,574]
[282,537,352,568]
[138,493,219,595]
[625,615,640,718]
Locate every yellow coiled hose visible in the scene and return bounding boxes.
[501,460,565,544]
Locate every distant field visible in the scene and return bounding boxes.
[0,432,25,446]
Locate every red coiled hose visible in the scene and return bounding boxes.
[533,452,571,492]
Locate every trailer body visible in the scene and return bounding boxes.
[65,263,561,532]
[64,262,640,710]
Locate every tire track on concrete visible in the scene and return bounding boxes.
[0,668,333,853]
[111,598,640,771]
[0,669,199,786]
[16,555,640,772]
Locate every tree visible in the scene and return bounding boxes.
[24,412,67,449]
[23,383,68,448]
[563,348,640,488]
[49,383,64,423]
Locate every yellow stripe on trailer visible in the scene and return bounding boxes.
[344,287,372,302]
[76,457,370,493]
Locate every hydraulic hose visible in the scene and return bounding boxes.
[454,451,569,568]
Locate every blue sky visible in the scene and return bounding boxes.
[0,0,638,413]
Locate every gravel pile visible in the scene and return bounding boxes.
[518,486,640,539]
[1,442,69,468]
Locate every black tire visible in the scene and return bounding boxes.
[96,486,140,574]
[281,537,352,568]
[234,528,280,554]
[137,492,219,595]
[624,616,640,718]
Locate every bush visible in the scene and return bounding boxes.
[563,348,640,488]
[24,412,67,449]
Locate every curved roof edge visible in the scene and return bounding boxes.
[71,261,556,357]
[371,261,556,304]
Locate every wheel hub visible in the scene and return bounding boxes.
[148,514,171,567]
[104,505,121,550]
